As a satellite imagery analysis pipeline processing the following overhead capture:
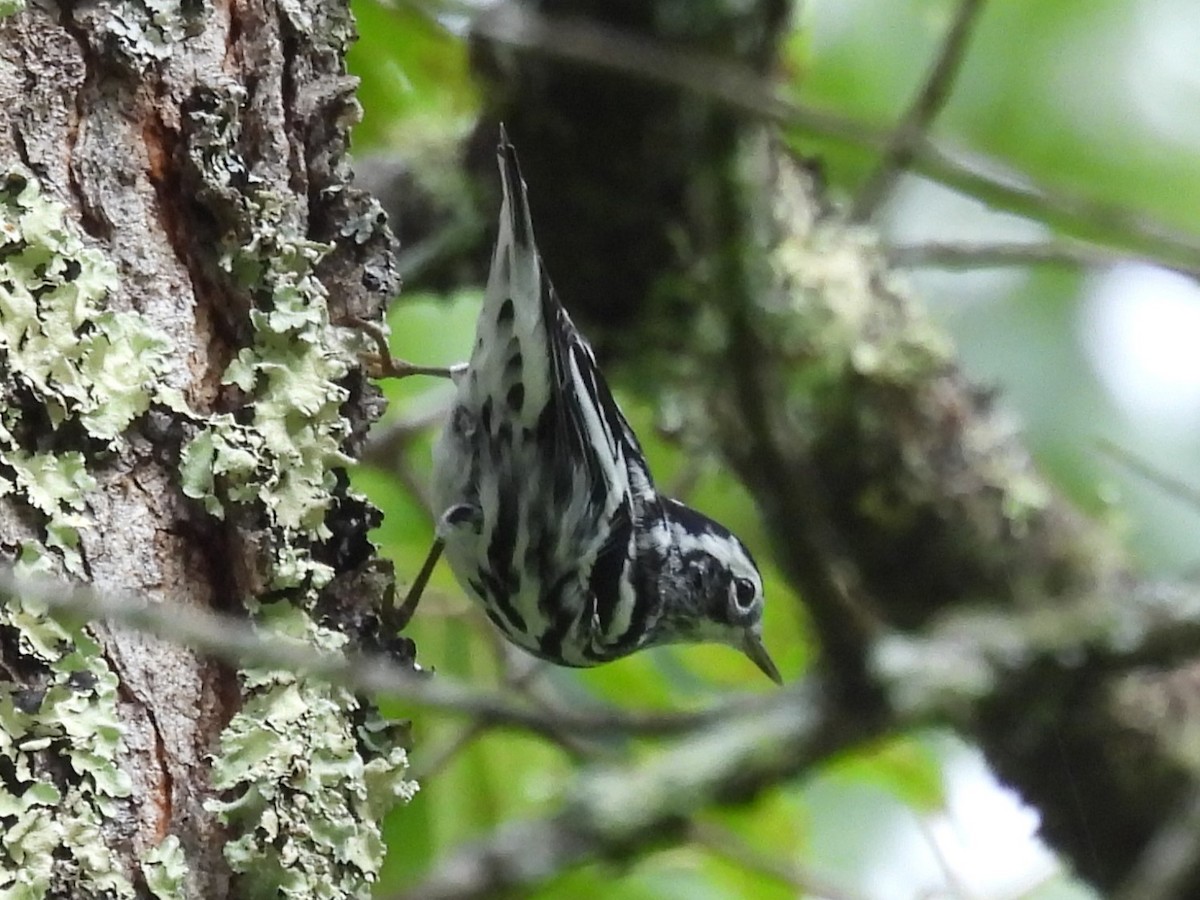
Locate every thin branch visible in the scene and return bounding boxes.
[361,392,451,474]
[492,642,627,762]
[386,684,872,900]
[1097,438,1200,512]
[885,239,1200,275]
[850,0,989,222]
[0,570,771,740]
[688,821,866,900]
[466,2,1200,276]
[872,582,1200,721]
[410,722,490,782]
[916,814,975,900]
[396,217,486,284]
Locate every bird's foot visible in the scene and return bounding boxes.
[349,318,463,380]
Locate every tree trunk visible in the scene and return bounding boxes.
[0,1,413,897]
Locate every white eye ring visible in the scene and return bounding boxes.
[733,577,757,610]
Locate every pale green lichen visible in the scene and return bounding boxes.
[205,604,417,900]
[2,450,95,576]
[178,90,355,591]
[0,167,171,575]
[767,216,952,392]
[0,565,136,899]
[104,0,194,69]
[142,834,189,900]
[0,0,25,17]
[0,170,176,898]
[178,87,416,897]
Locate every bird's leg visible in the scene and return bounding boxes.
[390,504,480,630]
[350,318,463,380]
[391,537,445,631]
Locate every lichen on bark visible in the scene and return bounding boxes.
[173,81,417,896]
[0,168,175,898]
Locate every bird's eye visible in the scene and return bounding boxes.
[733,577,757,610]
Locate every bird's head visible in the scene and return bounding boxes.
[655,499,782,684]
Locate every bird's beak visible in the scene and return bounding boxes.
[742,630,783,685]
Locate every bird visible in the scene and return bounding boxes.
[362,129,781,684]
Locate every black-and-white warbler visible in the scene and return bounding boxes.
[368,131,780,683]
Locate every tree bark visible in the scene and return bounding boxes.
[0,1,413,897]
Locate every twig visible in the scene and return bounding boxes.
[361,397,450,473]
[396,217,486,284]
[885,239,1198,275]
[1097,438,1200,512]
[665,454,705,502]
[688,821,865,900]
[916,814,976,900]
[0,570,773,740]
[410,722,490,782]
[467,3,1200,275]
[850,0,989,222]
[386,686,868,900]
[410,652,618,780]
[492,637,626,762]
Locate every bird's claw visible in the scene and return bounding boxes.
[348,318,459,380]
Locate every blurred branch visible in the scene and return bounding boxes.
[0,570,764,741]
[361,393,450,469]
[850,0,989,222]
[688,821,866,900]
[411,656,617,781]
[698,133,1200,892]
[410,722,490,781]
[915,815,974,900]
[396,219,485,284]
[1098,438,1200,511]
[360,393,451,517]
[468,2,1200,276]
[386,684,870,900]
[351,150,489,292]
[872,581,1200,718]
[886,238,1200,275]
[12,558,1200,897]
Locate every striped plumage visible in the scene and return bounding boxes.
[427,132,780,682]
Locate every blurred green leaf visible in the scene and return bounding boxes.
[348,0,478,150]
[825,732,947,812]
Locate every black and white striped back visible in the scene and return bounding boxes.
[430,131,660,665]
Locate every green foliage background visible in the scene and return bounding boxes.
[346,1,1200,896]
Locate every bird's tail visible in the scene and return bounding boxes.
[464,127,554,427]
